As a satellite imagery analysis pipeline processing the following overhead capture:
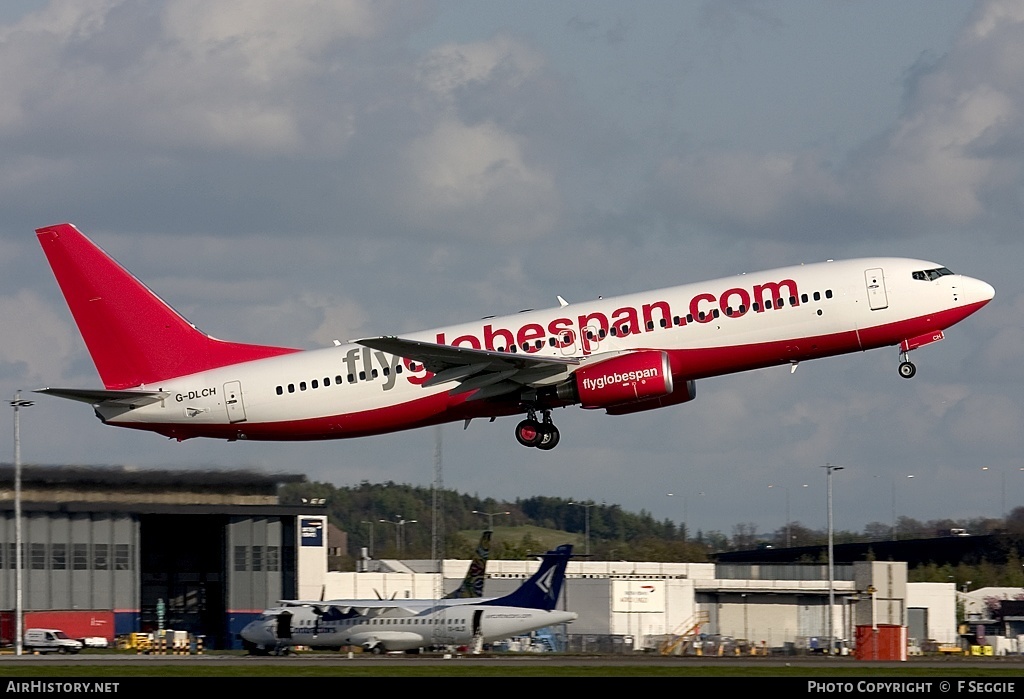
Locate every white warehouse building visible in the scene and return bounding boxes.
[295,520,956,652]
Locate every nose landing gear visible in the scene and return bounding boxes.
[898,351,916,379]
[515,409,560,450]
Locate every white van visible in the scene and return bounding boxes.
[23,628,83,654]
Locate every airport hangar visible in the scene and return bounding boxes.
[0,464,311,649]
[0,464,948,651]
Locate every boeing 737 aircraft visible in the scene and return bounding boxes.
[35,223,995,449]
[239,544,575,654]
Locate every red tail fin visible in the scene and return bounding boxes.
[37,223,300,389]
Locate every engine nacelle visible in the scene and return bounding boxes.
[605,379,696,415]
[571,351,674,410]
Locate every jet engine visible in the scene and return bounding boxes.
[557,350,685,411]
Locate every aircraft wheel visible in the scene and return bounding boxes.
[898,361,916,379]
[515,419,544,447]
[536,425,560,450]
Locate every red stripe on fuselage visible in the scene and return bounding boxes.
[134,390,525,441]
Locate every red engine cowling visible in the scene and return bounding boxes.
[605,379,696,415]
[573,351,674,410]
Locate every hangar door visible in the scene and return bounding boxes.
[908,607,928,646]
[140,515,227,647]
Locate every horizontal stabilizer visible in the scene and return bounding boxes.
[35,387,167,407]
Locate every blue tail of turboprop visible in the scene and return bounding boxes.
[486,544,573,611]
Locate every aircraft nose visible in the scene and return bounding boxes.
[963,275,995,304]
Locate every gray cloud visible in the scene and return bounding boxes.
[0,1,1017,537]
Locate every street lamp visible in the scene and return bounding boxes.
[981,467,1024,519]
[891,475,914,541]
[822,462,844,654]
[360,520,375,558]
[666,492,688,542]
[472,510,510,530]
[568,501,597,556]
[379,517,417,555]
[767,485,790,547]
[10,391,33,657]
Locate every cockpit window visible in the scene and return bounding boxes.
[912,267,953,281]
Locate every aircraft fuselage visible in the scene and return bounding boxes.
[240,603,577,653]
[95,257,992,442]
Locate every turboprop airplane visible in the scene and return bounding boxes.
[35,222,995,450]
[244,529,493,651]
[239,544,575,655]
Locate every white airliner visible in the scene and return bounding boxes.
[36,223,994,449]
[239,544,575,654]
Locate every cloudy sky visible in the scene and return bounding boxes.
[2,0,1022,539]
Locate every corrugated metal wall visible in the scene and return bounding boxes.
[0,512,138,612]
[227,516,285,612]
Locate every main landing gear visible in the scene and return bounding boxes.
[898,351,917,379]
[515,409,560,450]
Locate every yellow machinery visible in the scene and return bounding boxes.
[659,611,711,656]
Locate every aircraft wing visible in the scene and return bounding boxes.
[277,599,436,617]
[34,387,168,407]
[354,336,578,401]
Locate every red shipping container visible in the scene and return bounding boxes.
[24,610,115,643]
[854,624,907,661]
[0,611,13,647]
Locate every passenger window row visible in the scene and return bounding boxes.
[275,364,411,396]
[577,290,835,341]
[275,288,835,379]
[296,617,464,626]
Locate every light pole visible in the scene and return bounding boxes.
[742,593,749,641]
[666,492,688,541]
[360,520,375,558]
[891,475,914,541]
[569,501,596,556]
[767,485,790,547]
[982,467,1004,518]
[981,467,1024,519]
[823,462,843,654]
[10,391,33,657]
[472,510,510,530]
[379,517,417,555]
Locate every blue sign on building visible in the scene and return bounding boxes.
[300,518,323,546]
